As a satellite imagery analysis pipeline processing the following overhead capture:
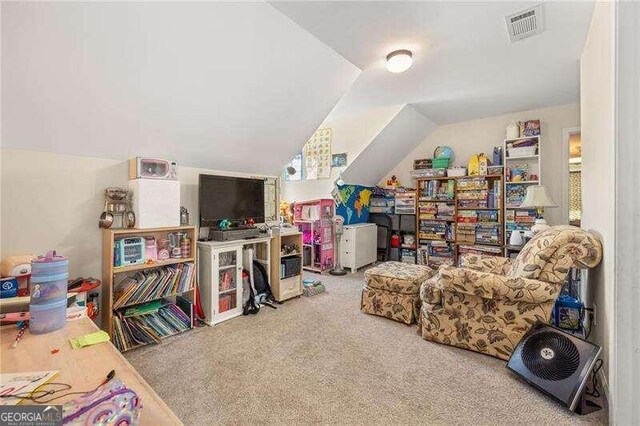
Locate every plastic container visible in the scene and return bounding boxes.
[507,146,537,157]
[432,158,450,168]
[423,168,447,177]
[29,298,67,334]
[30,251,68,305]
[447,167,467,177]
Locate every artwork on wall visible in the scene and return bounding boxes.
[303,128,332,180]
[331,153,347,168]
[285,153,303,181]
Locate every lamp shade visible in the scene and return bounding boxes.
[519,185,558,208]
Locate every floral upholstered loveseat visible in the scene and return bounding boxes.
[418,225,603,360]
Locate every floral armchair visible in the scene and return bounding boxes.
[418,225,603,360]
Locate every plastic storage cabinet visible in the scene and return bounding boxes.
[197,243,244,325]
[293,199,335,272]
[340,223,378,274]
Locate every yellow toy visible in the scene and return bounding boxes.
[467,153,489,176]
[279,201,294,225]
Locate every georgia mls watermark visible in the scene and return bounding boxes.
[0,405,62,426]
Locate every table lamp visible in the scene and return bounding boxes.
[519,185,558,234]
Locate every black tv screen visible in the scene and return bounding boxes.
[199,175,265,227]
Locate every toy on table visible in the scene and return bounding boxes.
[219,219,231,230]
[245,218,255,227]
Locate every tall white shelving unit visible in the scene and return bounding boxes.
[503,135,542,249]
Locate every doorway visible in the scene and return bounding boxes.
[561,127,582,225]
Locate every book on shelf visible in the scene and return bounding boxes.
[176,295,195,328]
[420,179,455,200]
[111,301,192,352]
[113,262,196,309]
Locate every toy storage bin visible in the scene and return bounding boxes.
[29,298,67,334]
[29,276,67,304]
[424,168,447,177]
[447,167,467,177]
[432,158,450,168]
[507,146,537,157]
[30,251,68,305]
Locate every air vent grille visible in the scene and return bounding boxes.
[506,4,544,42]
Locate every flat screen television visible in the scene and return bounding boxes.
[199,174,265,227]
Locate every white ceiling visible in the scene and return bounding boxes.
[1,2,359,174]
[271,1,595,124]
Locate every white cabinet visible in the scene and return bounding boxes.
[198,243,244,325]
[340,223,377,274]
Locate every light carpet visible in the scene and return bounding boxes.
[125,270,607,425]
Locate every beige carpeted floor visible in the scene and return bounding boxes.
[125,270,607,425]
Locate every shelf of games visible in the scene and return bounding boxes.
[416,175,504,268]
[503,135,541,243]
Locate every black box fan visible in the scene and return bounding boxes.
[507,321,602,414]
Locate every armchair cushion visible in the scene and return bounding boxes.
[458,253,512,275]
[438,266,558,304]
[508,225,603,284]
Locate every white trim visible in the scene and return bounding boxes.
[611,1,640,423]
[559,126,581,226]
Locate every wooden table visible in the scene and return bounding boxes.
[0,318,182,425]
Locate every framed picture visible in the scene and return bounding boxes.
[332,153,347,168]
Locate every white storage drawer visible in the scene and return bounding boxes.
[339,223,377,274]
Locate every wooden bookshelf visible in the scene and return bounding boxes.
[416,174,505,268]
[101,225,197,349]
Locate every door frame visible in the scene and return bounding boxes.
[559,126,581,225]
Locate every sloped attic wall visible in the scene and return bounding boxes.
[340,105,437,186]
[1,2,360,175]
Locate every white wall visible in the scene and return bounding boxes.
[340,105,437,187]
[383,103,580,226]
[612,1,640,422]
[280,105,402,202]
[580,0,616,406]
[1,2,360,175]
[0,149,269,280]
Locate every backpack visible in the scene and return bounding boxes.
[252,260,277,309]
[242,270,259,315]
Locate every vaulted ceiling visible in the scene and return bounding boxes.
[2,2,595,176]
[1,2,359,175]
[271,1,595,123]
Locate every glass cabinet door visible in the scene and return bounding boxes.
[218,249,238,314]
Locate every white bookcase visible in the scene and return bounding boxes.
[503,134,542,246]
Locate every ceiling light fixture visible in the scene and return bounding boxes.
[386,49,413,73]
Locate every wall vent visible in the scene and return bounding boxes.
[506,4,544,42]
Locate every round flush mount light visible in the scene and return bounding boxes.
[386,49,413,73]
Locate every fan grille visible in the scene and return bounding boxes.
[521,331,580,381]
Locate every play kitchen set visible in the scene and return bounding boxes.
[98,157,184,230]
[113,230,192,267]
[98,187,136,229]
